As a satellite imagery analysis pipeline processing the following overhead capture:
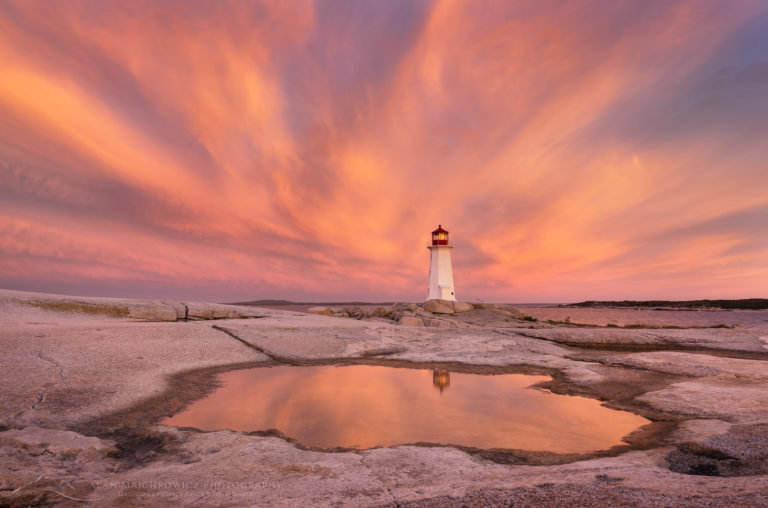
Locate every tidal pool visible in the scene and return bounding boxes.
[162,365,649,453]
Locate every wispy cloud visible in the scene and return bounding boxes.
[1,0,766,301]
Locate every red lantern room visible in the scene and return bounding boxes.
[431,225,450,246]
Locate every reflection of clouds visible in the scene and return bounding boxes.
[1,1,767,301]
[163,366,648,453]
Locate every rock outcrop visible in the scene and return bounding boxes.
[471,302,523,316]
[399,316,424,326]
[307,306,333,316]
[0,427,117,458]
[452,301,474,313]
[424,299,475,314]
[424,299,455,314]
[0,289,264,322]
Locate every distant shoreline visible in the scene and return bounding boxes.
[231,298,768,310]
[563,299,768,310]
[229,300,562,308]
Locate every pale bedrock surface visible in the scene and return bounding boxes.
[0,426,117,458]
[82,429,768,506]
[523,327,768,353]
[219,317,612,386]
[3,425,767,507]
[218,314,396,361]
[0,300,273,430]
[638,379,768,423]
[591,351,768,425]
[599,351,768,380]
[2,290,768,506]
[522,306,768,330]
[0,288,268,322]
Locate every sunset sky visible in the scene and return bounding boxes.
[1,0,767,303]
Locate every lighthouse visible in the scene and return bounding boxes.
[427,225,456,301]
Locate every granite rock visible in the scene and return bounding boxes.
[399,316,425,326]
[307,306,333,316]
[424,300,455,314]
[0,426,117,458]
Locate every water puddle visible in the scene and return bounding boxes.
[162,365,649,453]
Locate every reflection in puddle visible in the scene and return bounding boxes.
[433,369,450,393]
[162,365,649,453]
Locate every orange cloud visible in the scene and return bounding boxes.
[1,0,766,301]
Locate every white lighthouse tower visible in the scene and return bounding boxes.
[427,225,456,301]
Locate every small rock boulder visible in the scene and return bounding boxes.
[426,318,455,328]
[307,306,333,316]
[0,427,117,458]
[452,301,474,313]
[346,306,365,319]
[372,306,395,318]
[399,316,424,326]
[424,299,455,314]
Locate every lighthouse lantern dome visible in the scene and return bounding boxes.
[431,225,450,246]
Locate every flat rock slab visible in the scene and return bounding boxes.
[0,289,267,322]
[521,306,768,330]
[218,315,397,362]
[603,351,768,380]
[1,317,270,429]
[185,301,266,320]
[88,429,394,506]
[523,327,768,353]
[0,426,117,457]
[638,378,768,423]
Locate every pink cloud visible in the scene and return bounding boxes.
[1,0,766,302]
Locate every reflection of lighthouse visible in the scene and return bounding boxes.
[427,225,456,301]
[432,369,451,393]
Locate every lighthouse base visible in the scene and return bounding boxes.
[428,285,455,301]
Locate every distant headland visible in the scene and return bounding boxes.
[564,299,768,310]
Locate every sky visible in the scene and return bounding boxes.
[1,0,767,303]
